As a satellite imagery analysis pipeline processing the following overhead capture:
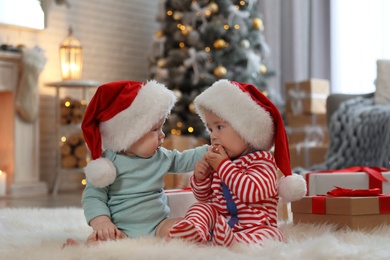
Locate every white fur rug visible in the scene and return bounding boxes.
[1,207,390,260]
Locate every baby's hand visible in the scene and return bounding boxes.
[206,145,229,170]
[194,155,212,182]
[90,217,125,241]
[86,229,126,245]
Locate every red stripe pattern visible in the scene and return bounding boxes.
[178,150,284,245]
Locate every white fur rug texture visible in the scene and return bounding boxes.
[1,207,390,260]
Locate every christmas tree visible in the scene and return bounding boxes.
[149,0,274,138]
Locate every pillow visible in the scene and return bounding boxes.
[375,59,390,105]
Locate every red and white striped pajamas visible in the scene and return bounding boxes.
[169,150,283,246]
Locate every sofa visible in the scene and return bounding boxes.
[311,90,390,171]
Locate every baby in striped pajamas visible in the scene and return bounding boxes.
[168,79,306,246]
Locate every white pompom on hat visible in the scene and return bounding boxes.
[81,80,176,188]
[194,79,306,202]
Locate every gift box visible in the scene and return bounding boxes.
[292,195,390,230]
[162,135,208,189]
[166,189,197,218]
[287,129,329,145]
[302,167,390,195]
[166,187,290,221]
[277,170,291,221]
[285,113,327,127]
[289,144,328,169]
[286,125,328,145]
[285,79,329,115]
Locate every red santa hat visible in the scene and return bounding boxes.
[194,79,306,202]
[81,80,176,188]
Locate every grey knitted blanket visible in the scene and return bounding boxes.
[311,96,390,170]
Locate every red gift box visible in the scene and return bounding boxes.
[302,166,390,196]
[291,191,390,230]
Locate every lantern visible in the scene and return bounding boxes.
[59,27,82,80]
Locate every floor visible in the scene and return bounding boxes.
[0,190,83,208]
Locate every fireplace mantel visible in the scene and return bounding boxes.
[0,50,48,197]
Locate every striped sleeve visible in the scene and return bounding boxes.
[217,152,278,203]
[190,175,213,202]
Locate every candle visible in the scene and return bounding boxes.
[0,170,6,196]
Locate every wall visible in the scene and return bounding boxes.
[0,0,160,191]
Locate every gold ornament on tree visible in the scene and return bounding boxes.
[252,18,264,30]
[208,3,219,14]
[213,39,228,49]
[157,58,167,68]
[213,65,227,78]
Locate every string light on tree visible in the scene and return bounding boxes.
[260,64,267,75]
[188,102,196,114]
[181,25,193,36]
[173,89,182,100]
[173,11,183,21]
[155,30,164,38]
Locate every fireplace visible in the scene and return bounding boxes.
[0,91,14,188]
[0,51,47,197]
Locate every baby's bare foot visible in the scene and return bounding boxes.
[62,238,80,248]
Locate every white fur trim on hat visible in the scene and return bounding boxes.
[100,80,176,152]
[85,157,116,188]
[194,79,274,150]
[278,174,307,202]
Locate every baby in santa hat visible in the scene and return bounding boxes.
[64,80,208,246]
[168,79,306,246]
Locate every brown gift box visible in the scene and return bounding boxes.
[286,125,329,145]
[289,144,328,168]
[285,113,327,127]
[162,135,208,189]
[287,130,329,145]
[285,79,330,115]
[277,170,291,221]
[291,196,390,230]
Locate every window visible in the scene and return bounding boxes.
[331,0,390,94]
[0,0,45,30]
